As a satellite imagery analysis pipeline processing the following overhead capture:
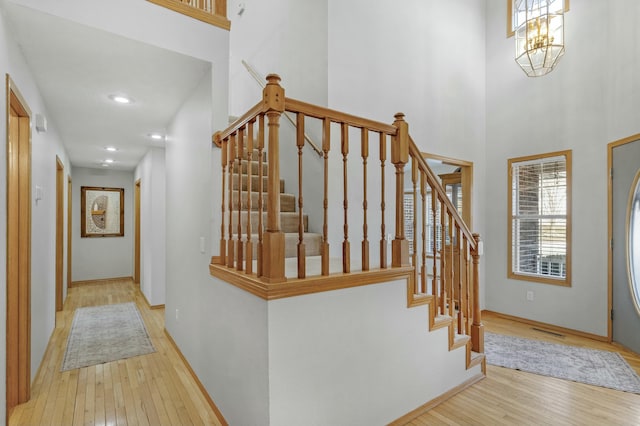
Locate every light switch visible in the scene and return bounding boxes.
[199,236,205,253]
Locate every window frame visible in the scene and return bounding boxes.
[508,150,572,286]
[507,0,570,38]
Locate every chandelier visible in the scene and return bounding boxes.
[514,0,565,77]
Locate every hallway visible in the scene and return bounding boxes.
[8,279,224,426]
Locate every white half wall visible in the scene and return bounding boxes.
[71,167,134,281]
[134,147,167,306]
[484,0,640,336]
[268,280,481,425]
[0,5,72,420]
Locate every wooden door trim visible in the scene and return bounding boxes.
[134,179,141,284]
[607,134,640,342]
[421,152,474,228]
[6,74,32,419]
[56,157,64,312]
[67,176,72,288]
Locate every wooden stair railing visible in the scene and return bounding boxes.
[212,74,484,353]
[146,0,230,30]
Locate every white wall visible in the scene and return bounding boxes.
[484,0,640,336]
[71,167,134,281]
[134,147,166,306]
[268,280,481,425]
[326,0,487,283]
[0,5,72,421]
[228,0,328,115]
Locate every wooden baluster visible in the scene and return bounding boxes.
[236,127,245,271]
[464,236,471,335]
[448,212,454,318]
[391,113,409,267]
[321,118,331,276]
[431,186,438,312]
[245,121,254,275]
[439,198,446,315]
[361,128,370,271]
[379,133,387,269]
[456,226,463,335]
[471,233,484,352]
[296,113,306,278]
[216,133,227,265]
[257,115,265,277]
[411,157,418,291]
[420,173,427,294]
[341,123,350,273]
[261,74,285,282]
[227,133,236,268]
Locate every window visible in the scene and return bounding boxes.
[507,0,570,38]
[508,150,571,286]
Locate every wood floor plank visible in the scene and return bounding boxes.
[10,279,640,425]
[8,279,223,426]
[406,311,640,425]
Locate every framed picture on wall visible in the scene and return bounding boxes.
[81,186,124,237]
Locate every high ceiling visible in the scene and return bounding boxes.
[4,3,211,170]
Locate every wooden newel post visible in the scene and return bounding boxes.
[391,112,410,267]
[261,74,286,282]
[471,233,484,353]
[216,132,227,265]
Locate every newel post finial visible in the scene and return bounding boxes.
[391,112,410,267]
[263,73,285,113]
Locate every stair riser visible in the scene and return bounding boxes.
[232,233,322,259]
[230,212,307,234]
[231,192,296,212]
[240,160,268,175]
[231,175,284,193]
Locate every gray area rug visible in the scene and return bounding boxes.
[485,332,640,394]
[61,302,156,371]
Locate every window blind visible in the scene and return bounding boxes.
[511,155,567,278]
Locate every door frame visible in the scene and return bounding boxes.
[607,133,640,342]
[421,152,474,227]
[134,179,141,284]
[6,75,32,418]
[56,157,64,312]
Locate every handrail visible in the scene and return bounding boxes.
[242,60,323,156]
[284,98,398,135]
[217,101,265,141]
[408,138,477,250]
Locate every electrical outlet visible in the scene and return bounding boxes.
[526,291,534,301]
[175,309,179,320]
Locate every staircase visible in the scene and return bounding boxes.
[209,74,485,424]
[229,149,323,261]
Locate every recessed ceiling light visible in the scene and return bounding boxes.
[105,146,118,152]
[149,133,164,140]
[101,163,109,167]
[108,94,133,104]
[104,159,114,163]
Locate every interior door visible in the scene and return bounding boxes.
[612,139,640,353]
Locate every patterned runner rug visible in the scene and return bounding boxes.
[485,332,640,394]
[61,302,156,371]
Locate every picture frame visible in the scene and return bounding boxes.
[81,186,125,237]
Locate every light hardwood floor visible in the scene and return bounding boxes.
[409,311,640,425]
[8,279,224,426]
[9,281,640,425]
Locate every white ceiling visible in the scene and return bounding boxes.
[4,3,211,170]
